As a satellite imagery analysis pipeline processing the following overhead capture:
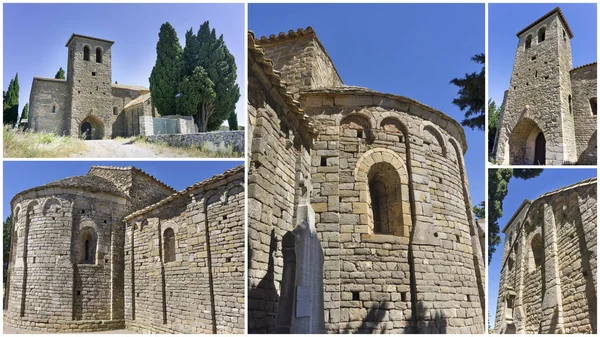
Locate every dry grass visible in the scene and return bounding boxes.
[3,126,87,158]
[116,136,243,158]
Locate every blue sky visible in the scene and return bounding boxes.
[3,3,245,126]
[3,161,243,220]
[489,3,597,106]
[488,168,597,328]
[250,3,486,204]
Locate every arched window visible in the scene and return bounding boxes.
[568,95,572,114]
[96,48,102,63]
[163,228,175,263]
[590,98,597,115]
[78,227,97,264]
[525,35,532,49]
[83,46,90,61]
[529,233,543,271]
[538,27,546,42]
[368,162,403,236]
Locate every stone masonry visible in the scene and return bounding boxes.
[28,34,158,139]
[494,178,597,334]
[248,28,485,334]
[493,7,597,165]
[4,165,245,333]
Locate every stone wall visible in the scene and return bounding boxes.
[146,131,245,153]
[259,30,342,99]
[248,29,484,334]
[571,64,597,164]
[124,166,245,334]
[4,186,129,332]
[138,115,197,136]
[300,93,484,334]
[28,78,69,134]
[495,178,597,334]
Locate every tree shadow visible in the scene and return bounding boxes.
[248,229,279,334]
[341,302,390,334]
[417,301,448,334]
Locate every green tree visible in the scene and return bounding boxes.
[451,53,485,131]
[473,201,485,220]
[149,22,183,116]
[178,66,216,128]
[180,21,240,131]
[228,111,238,131]
[3,73,19,126]
[488,99,501,159]
[3,215,12,284]
[21,102,29,120]
[54,67,65,80]
[488,168,542,263]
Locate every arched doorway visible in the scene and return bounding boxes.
[79,115,105,140]
[80,122,92,140]
[508,118,545,165]
[534,132,546,165]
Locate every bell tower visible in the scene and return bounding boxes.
[65,34,114,138]
[495,7,577,165]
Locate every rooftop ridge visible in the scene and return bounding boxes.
[66,33,114,47]
[571,62,597,72]
[516,7,574,39]
[88,166,177,194]
[124,165,244,221]
[124,93,151,109]
[33,77,67,83]
[257,26,316,44]
[248,31,318,136]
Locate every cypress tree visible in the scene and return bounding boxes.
[3,73,19,126]
[149,22,183,116]
[55,67,65,80]
[179,21,240,132]
[21,102,29,121]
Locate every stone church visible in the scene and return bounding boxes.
[494,177,597,334]
[4,165,245,333]
[28,34,158,139]
[248,28,485,334]
[493,7,597,165]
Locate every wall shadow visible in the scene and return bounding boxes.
[248,229,279,334]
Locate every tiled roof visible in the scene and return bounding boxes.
[516,7,574,39]
[88,166,176,194]
[571,62,597,72]
[124,93,151,109]
[124,165,244,221]
[257,26,316,44]
[66,33,114,47]
[33,77,67,83]
[248,31,318,136]
[112,84,150,92]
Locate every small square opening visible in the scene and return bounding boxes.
[531,56,536,61]
[401,292,407,302]
[321,157,328,166]
[92,72,96,76]
[352,291,360,301]
[357,130,363,138]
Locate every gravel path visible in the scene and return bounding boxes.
[69,139,186,158]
